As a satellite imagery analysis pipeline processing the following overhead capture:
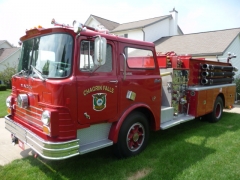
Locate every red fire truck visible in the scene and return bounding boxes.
[5,19,238,160]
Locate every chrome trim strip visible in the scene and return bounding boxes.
[15,112,42,129]
[187,83,236,91]
[16,109,41,122]
[5,115,80,160]
[29,105,43,111]
[17,107,42,116]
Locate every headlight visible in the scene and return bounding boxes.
[41,110,51,126]
[6,96,12,107]
[17,94,29,108]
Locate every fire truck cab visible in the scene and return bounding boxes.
[5,20,237,160]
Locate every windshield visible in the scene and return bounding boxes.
[18,33,73,79]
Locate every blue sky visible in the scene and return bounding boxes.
[0,0,240,46]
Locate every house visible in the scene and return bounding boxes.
[85,8,183,43]
[154,28,240,76]
[86,11,240,77]
[0,40,21,72]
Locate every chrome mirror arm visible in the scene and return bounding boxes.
[121,53,127,80]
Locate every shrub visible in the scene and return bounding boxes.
[0,84,7,91]
[0,63,17,88]
[234,74,240,100]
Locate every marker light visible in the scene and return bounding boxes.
[43,125,51,135]
[6,96,13,115]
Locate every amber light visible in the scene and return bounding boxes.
[43,125,50,135]
[7,107,11,114]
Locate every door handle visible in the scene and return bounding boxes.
[109,80,118,84]
[154,79,161,83]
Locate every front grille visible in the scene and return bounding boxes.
[15,105,43,130]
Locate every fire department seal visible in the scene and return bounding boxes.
[92,93,107,111]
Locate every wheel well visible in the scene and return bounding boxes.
[131,107,156,131]
[218,93,225,107]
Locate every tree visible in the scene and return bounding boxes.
[0,63,18,88]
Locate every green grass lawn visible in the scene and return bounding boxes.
[0,90,11,118]
[0,112,240,180]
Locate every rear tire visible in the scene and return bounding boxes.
[114,112,149,158]
[208,96,223,123]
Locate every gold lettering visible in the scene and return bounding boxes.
[83,85,114,96]
[86,89,90,95]
[89,87,93,93]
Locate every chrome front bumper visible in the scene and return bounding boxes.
[5,115,80,160]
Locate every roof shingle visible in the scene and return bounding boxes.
[154,28,240,56]
[0,47,21,63]
[111,15,171,32]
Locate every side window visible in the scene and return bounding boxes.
[125,47,155,69]
[80,40,112,72]
[80,41,94,71]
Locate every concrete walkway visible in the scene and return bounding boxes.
[0,118,32,166]
[223,104,240,114]
[0,104,240,166]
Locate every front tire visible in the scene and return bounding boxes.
[114,112,149,158]
[208,96,223,123]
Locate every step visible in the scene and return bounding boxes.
[79,139,113,154]
[160,114,195,130]
[161,106,174,124]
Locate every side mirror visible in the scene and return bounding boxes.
[94,36,106,66]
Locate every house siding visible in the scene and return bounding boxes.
[114,29,144,41]
[87,18,100,29]
[144,18,170,42]
[218,34,240,77]
[0,41,12,49]
[0,50,20,71]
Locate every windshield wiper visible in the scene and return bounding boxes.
[12,70,27,78]
[31,65,45,81]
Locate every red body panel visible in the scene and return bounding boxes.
[11,27,161,142]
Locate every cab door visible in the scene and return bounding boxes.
[76,37,118,125]
[118,42,161,124]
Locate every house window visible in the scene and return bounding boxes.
[119,34,128,38]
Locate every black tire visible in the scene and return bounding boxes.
[114,112,149,158]
[208,96,223,123]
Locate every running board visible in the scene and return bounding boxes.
[79,139,113,154]
[160,115,195,130]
